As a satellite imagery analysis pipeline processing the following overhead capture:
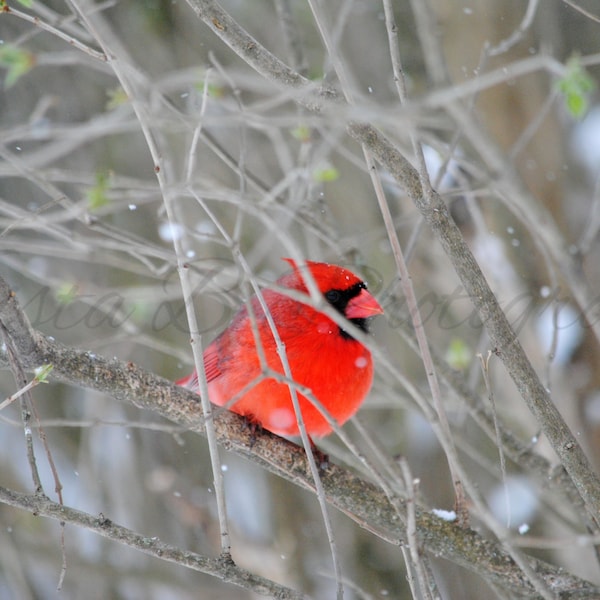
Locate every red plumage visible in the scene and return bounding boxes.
[177,259,383,437]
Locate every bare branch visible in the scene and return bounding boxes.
[0,485,303,600]
[347,121,600,526]
[0,273,598,597]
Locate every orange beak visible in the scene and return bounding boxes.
[345,288,384,320]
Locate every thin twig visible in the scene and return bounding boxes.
[562,0,600,24]
[486,0,540,57]
[478,352,510,525]
[399,459,440,600]
[3,4,108,62]
[0,322,44,494]
[381,0,467,523]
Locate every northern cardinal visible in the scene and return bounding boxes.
[177,259,383,437]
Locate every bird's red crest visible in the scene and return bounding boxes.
[281,258,364,294]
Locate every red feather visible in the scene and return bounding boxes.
[177,260,383,437]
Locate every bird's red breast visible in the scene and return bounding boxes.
[177,259,383,437]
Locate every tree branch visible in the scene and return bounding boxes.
[186,0,338,111]
[1,276,599,597]
[346,121,600,525]
[0,485,302,600]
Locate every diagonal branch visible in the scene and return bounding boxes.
[1,276,599,597]
[0,485,302,600]
[186,0,338,111]
[346,121,600,525]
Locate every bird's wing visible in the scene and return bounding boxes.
[203,341,222,382]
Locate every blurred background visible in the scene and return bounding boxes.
[2,0,600,598]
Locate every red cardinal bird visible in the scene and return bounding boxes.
[177,259,383,437]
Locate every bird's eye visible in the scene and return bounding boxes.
[325,290,341,304]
